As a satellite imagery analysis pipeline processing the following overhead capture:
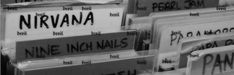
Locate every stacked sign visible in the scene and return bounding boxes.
[129,6,234,73]
[187,45,234,75]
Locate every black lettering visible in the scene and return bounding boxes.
[212,54,222,75]
[67,44,71,53]
[25,48,34,58]
[60,14,69,27]
[72,12,82,25]
[40,15,49,29]
[63,61,73,65]
[70,42,79,53]
[20,15,31,30]
[114,39,121,48]
[80,42,92,52]
[51,14,60,28]
[203,54,213,75]
[34,16,38,29]
[204,30,213,35]
[187,32,193,37]
[206,43,212,49]
[158,2,164,11]
[165,2,170,10]
[170,31,183,46]
[50,45,60,55]
[84,12,94,25]
[222,28,229,33]
[170,31,177,46]
[196,31,201,36]
[152,3,158,12]
[120,38,128,48]
[224,54,233,71]
[230,27,234,32]
[184,0,205,9]
[104,40,113,49]
[225,39,233,46]
[63,6,73,10]
[17,31,27,36]
[214,29,221,34]
[197,0,205,7]
[97,40,104,49]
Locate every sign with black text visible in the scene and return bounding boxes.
[179,34,234,68]
[15,31,136,62]
[135,0,219,16]
[187,46,234,75]
[4,4,125,51]
[154,15,234,71]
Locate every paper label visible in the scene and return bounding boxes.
[179,35,234,68]
[158,52,179,72]
[5,5,124,48]
[18,56,154,75]
[187,46,234,75]
[135,0,219,16]
[16,31,136,62]
[160,20,234,54]
[157,19,234,71]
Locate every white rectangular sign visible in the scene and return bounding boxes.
[135,0,219,16]
[155,16,234,71]
[187,45,234,75]
[179,34,234,68]
[4,4,125,49]
[13,31,136,62]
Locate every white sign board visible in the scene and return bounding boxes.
[179,34,234,68]
[135,0,219,16]
[4,4,125,50]
[155,16,234,71]
[187,45,234,75]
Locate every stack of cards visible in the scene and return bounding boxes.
[130,5,234,75]
[152,7,234,72]
[129,6,234,72]
[1,1,156,75]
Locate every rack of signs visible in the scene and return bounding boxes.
[153,8,234,72]
[1,1,156,75]
[128,6,234,74]
[2,0,234,75]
